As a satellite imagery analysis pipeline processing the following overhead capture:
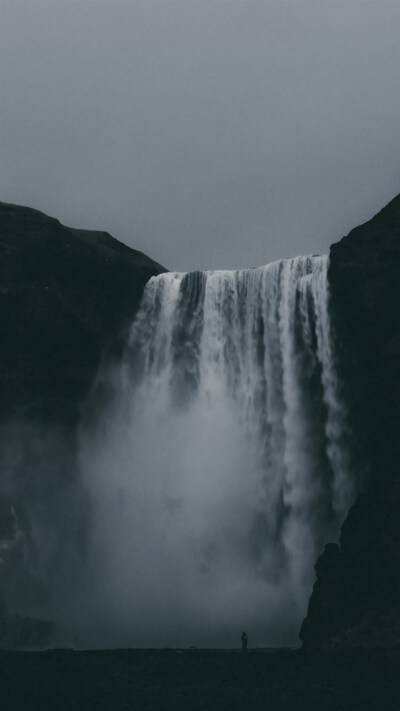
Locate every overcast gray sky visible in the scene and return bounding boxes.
[1,0,399,271]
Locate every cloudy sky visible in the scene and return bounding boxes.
[1,0,399,271]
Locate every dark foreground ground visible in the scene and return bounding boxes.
[1,648,400,711]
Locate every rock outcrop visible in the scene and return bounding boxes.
[300,193,400,649]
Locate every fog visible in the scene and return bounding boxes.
[1,1,400,270]
[0,254,354,648]
[0,420,86,627]
[72,257,352,648]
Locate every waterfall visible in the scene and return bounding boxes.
[78,255,352,648]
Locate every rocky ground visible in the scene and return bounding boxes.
[1,648,400,711]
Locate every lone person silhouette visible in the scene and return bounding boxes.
[241,631,248,652]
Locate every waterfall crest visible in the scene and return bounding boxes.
[79,255,352,647]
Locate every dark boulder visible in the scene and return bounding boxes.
[0,611,56,650]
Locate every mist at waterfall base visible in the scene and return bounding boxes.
[72,255,352,648]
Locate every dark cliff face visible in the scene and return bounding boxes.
[329,194,400,484]
[0,202,166,425]
[0,203,166,642]
[300,193,400,649]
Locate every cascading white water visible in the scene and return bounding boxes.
[78,255,352,648]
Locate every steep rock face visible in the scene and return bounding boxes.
[300,193,400,648]
[330,193,400,484]
[300,484,400,649]
[0,202,166,424]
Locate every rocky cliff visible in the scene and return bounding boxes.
[0,202,166,425]
[0,202,166,646]
[300,193,400,649]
